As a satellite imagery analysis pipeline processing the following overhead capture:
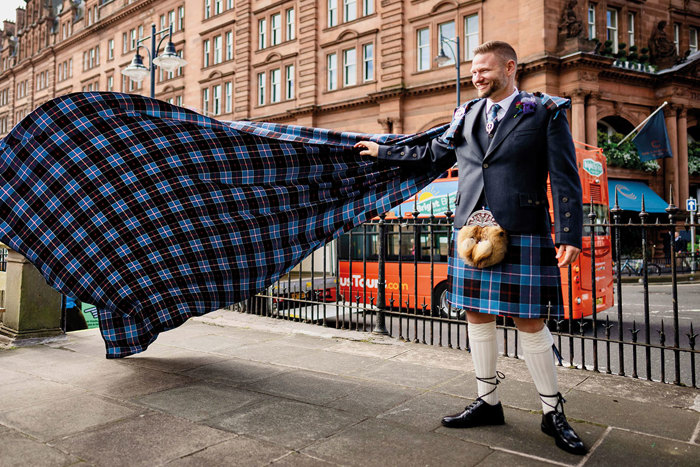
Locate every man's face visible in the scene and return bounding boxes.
[470,52,514,99]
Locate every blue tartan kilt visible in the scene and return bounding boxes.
[447,229,564,319]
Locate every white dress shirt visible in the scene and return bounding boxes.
[485,88,520,122]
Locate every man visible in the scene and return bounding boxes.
[354,41,586,455]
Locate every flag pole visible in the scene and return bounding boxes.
[616,101,668,146]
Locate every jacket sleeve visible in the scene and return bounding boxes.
[546,110,583,249]
[376,137,457,166]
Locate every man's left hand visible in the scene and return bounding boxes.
[556,244,581,267]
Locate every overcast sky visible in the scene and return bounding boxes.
[1,1,26,26]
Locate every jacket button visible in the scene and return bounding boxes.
[400,151,405,156]
[565,212,571,217]
[483,163,489,168]
[387,151,392,155]
[563,227,570,232]
[412,154,417,158]
[562,197,568,203]
[528,199,533,204]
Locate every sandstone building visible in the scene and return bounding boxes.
[1,0,698,209]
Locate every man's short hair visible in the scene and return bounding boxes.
[473,41,518,65]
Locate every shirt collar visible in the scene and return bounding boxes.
[486,88,520,114]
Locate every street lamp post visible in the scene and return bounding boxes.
[121,24,187,98]
[436,36,461,108]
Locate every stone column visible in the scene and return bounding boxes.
[0,248,64,346]
[663,105,679,205]
[571,90,586,144]
[585,93,599,146]
[677,107,689,207]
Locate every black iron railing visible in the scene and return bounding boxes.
[236,196,699,388]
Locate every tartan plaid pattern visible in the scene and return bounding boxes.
[447,229,564,319]
[0,92,453,358]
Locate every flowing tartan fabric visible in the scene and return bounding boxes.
[0,92,452,358]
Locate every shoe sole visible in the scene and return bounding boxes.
[442,419,505,428]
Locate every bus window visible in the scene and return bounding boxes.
[583,203,609,236]
[338,225,378,260]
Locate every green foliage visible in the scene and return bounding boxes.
[689,141,700,176]
[598,130,660,172]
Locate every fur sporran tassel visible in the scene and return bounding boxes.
[457,224,508,269]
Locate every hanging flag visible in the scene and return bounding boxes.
[632,111,673,162]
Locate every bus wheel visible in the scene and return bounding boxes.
[433,282,464,320]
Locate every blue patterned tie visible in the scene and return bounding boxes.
[486,103,501,136]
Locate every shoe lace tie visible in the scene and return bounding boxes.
[539,391,566,416]
[475,370,505,399]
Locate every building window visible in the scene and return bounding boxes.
[690,28,698,53]
[588,4,596,40]
[160,14,166,30]
[203,88,210,113]
[271,13,281,46]
[214,36,222,64]
[344,0,357,22]
[606,9,618,54]
[343,48,356,86]
[674,23,680,54]
[417,27,430,71]
[286,9,295,40]
[226,32,234,61]
[169,10,176,29]
[204,0,211,19]
[130,29,137,50]
[203,39,210,67]
[327,53,337,90]
[328,0,338,28]
[123,32,128,53]
[225,81,232,113]
[258,72,266,105]
[439,21,456,66]
[108,39,114,60]
[179,6,185,30]
[107,76,114,92]
[271,68,281,103]
[465,14,479,61]
[363,0,373,16]
[227,0,234,9]
[177,95,183,106]
[627,12,635,47]
[363,43,373,81]
[259,19,267,49]
[215,0,222,15]
[285,64,294,99]
[213,84,221,115]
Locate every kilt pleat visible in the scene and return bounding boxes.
[447,229,564,319]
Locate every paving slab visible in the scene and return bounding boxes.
[206,398,363,450]
[275,332,345,350]
[270,452,339,466]
[303,418,493,466]
[0,378,87,412]
[56,412,232,467]
[389,344,475,372]
[352,359,465,389]
[0,366,30,386]
[121,346,230,373]
[270,347,386,376]
[474,450,558,466]
[0,393,140,442]
[184,358,293,385]
[0,430,79,467]
[564,388,700,441]
[324,380,424,417]
[243,369,359,405]
[133,382,265,422]
[79,366,195,399]
[585,428,700,466]
[322,339,409,360]
[377,391,472,432]
[166,436,291,466]
[434,374,543,412]
[436,406,606,465]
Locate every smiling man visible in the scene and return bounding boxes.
[354,41,586,455]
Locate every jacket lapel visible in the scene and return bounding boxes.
[464,99,485,153]
[484,91,527,161]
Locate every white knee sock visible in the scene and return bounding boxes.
[468,321,499,405]
[519,326,560,414]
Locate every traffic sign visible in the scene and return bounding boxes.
[687,198,697,212]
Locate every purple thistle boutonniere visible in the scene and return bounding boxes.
[513,95,537,118]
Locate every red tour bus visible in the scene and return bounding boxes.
[337,142,614,320]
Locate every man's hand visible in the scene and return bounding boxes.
[354,141,379,158]
[556,244,581,267]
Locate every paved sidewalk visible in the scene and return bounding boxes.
[1,310,698,466]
